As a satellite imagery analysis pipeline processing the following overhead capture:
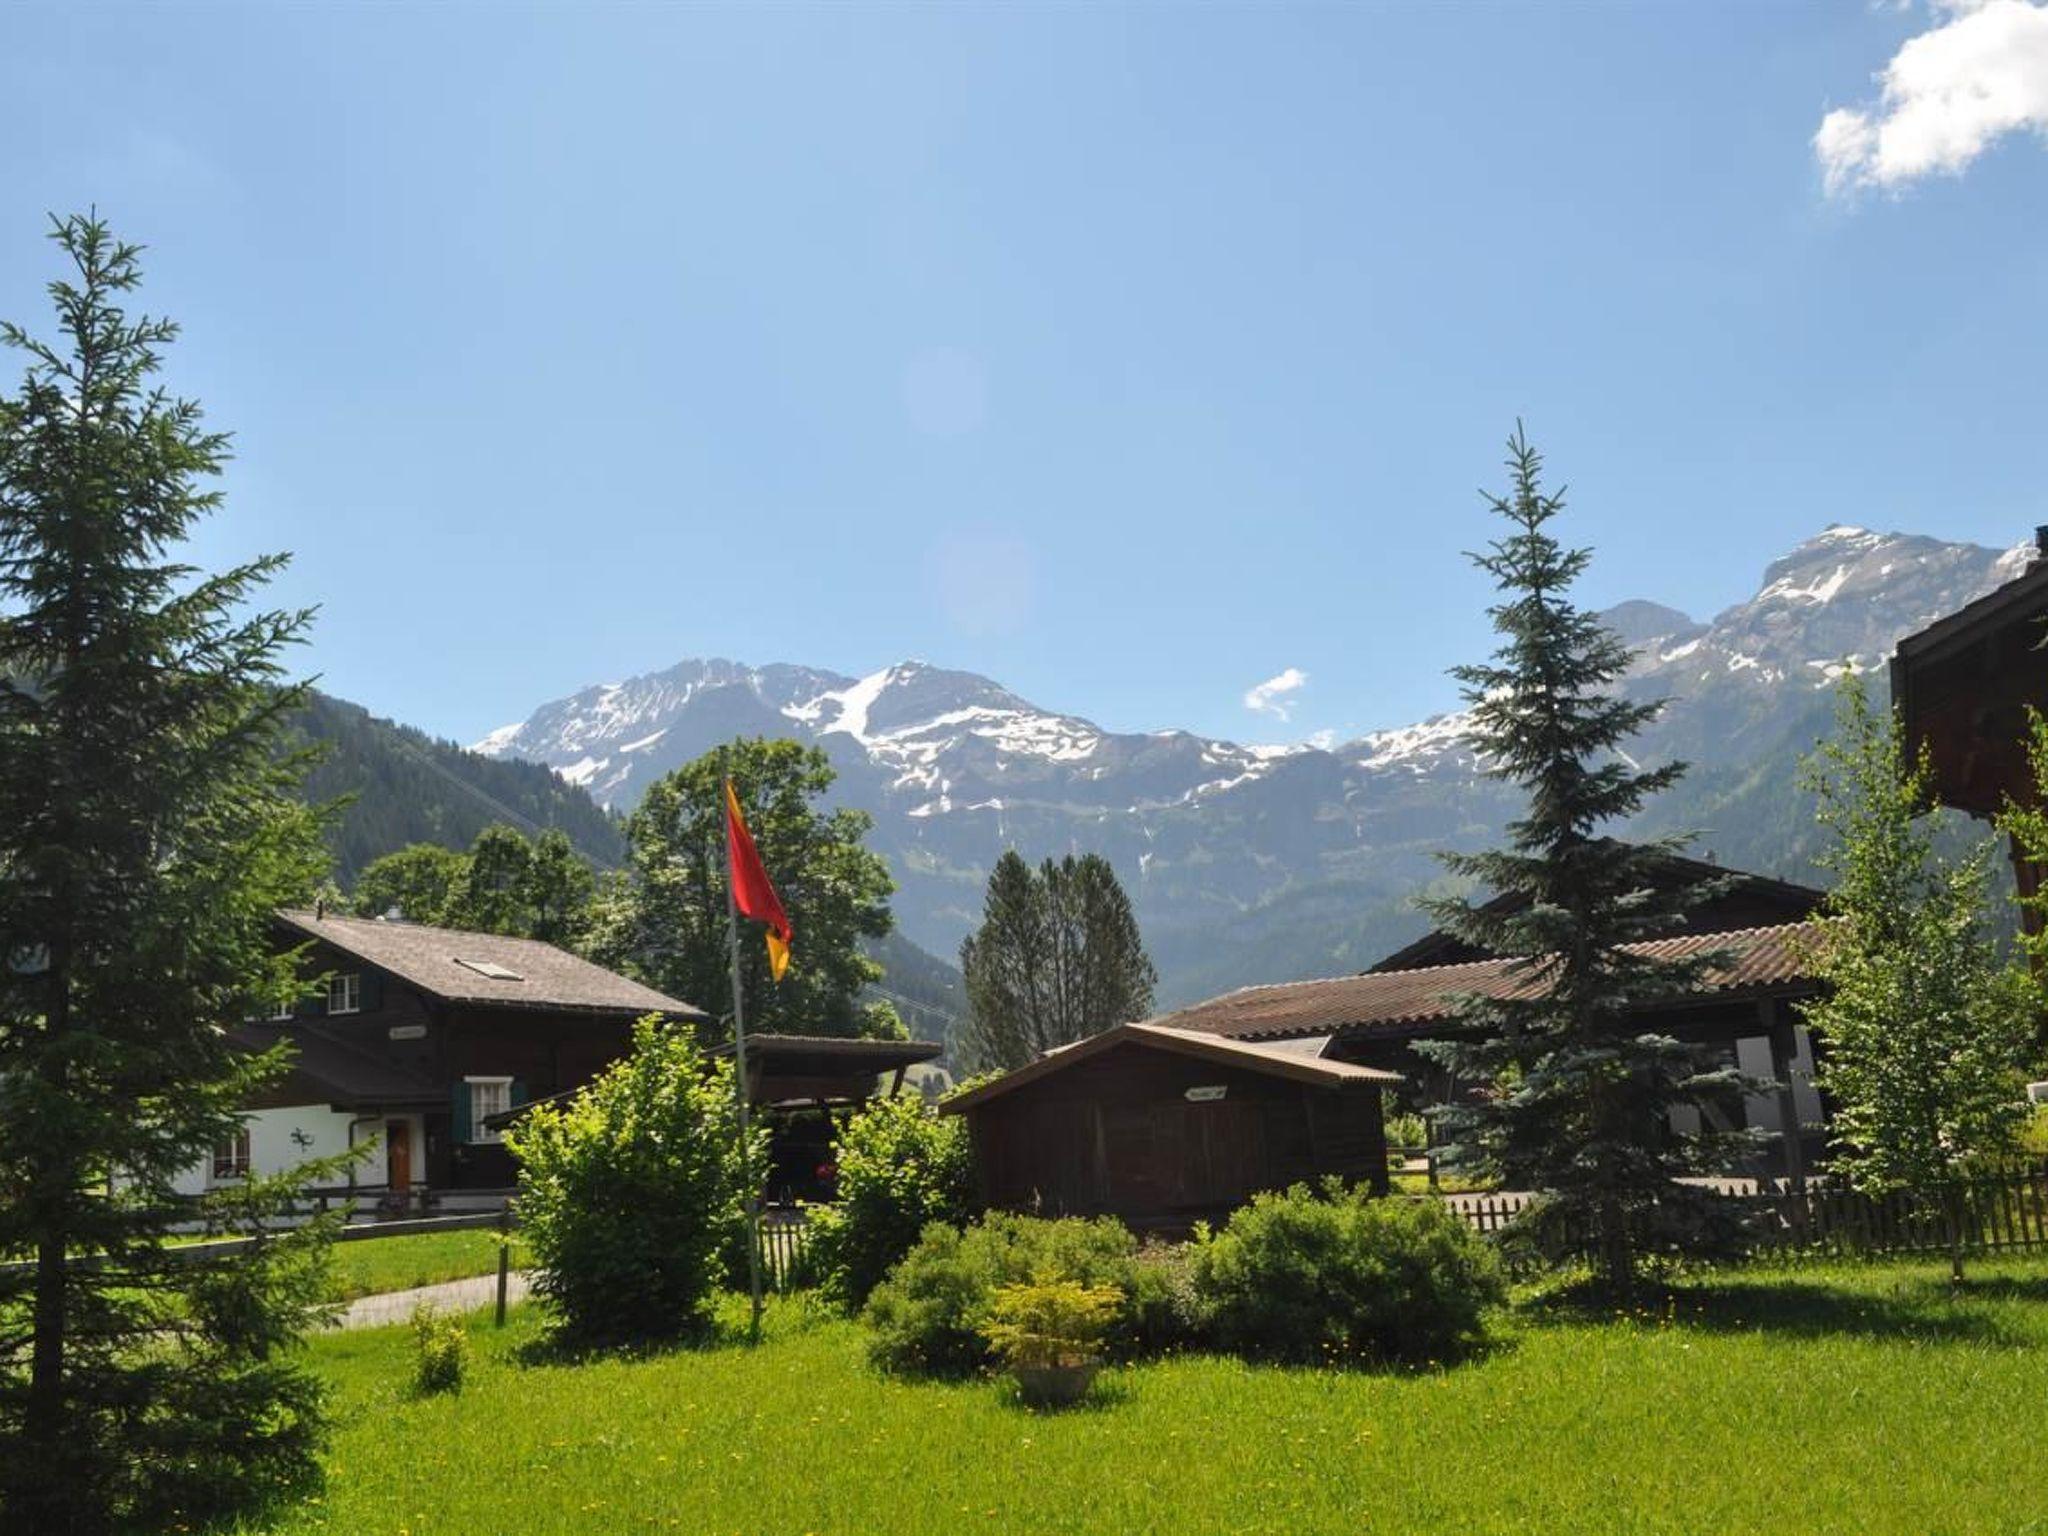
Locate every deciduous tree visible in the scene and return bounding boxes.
[588,738,897,1039]
[1804,676,2034,1282]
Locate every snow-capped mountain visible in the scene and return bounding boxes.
[476,527,2034,1004]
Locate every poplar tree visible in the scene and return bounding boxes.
[958,850,1157,1070]
[0,216,341,1534]
[1804,676,2033,1282]
[1417,426,1756,1297]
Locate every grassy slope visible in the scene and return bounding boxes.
[242,1255,2048,1535]
[326,1231,526,1302]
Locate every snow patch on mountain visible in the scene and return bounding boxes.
[470,527,2041,978]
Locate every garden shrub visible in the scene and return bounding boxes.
[806,1093,976,1308]
[1384,1109,1429,1154]
[980,1273,1123,1369]
[1124,1239,1208,1353]
[507,1016,765,1348]
[1191,1181,1504,1366]
[2019,1104,2048,1160]
[410,1306,468,1395]
[862,1213,1151,1376]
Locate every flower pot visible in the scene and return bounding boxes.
[1012,1360,1100,1408]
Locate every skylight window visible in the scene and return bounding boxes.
[454,957,524,982]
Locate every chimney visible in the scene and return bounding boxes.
[314,897,325,921]
[2035,525,2048,562]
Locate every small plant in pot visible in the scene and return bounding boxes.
[980,1271,1122,1408]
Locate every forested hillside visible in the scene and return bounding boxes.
[291,692,626,881]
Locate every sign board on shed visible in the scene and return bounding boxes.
[1184,1084,1227,1103]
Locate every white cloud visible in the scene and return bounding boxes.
[1817,0,2048,194]
[1243,667,1309,721]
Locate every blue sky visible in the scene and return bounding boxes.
[3,2,2046,749]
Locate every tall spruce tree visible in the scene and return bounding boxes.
[0,216,343,1533]
[958,850,1157,1070]
[1416,426,1755,1296]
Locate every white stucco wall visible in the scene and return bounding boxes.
[170,1104,414,1197]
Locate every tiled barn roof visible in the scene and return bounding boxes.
[1146,922,1825,1043]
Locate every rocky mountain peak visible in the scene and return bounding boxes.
[474,527,2036,1004]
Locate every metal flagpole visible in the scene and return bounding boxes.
[723,757,767,1341]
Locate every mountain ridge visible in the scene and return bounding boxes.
[472,525,2034,1005]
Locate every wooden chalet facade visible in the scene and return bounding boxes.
[1892,530,2048,920]
[182,908,704,1208]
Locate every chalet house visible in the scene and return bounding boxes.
[947,853,1834,1220]
[178,908,703,1209]
[1892,528,2048,919]
[1144,853,1833,1186]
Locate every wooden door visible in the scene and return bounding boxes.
[386,1119,412,1195]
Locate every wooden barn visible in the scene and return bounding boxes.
[940,1022,1397,1227]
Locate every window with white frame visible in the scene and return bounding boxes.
[212,1125,251,1180]
[268,995,296,1021]
[327,972,362,1015]
[466,1077,512,1143]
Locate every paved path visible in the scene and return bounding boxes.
[337,1270,532,1330]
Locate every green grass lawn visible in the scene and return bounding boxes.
[229,1252,2048,1535]
[326,1230,526,1303]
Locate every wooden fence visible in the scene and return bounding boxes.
[757,1209,811,1292]
[1445,1163,2048,1264]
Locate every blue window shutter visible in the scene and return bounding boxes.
[451,1083,472,1145]
[510,1079,528,1107]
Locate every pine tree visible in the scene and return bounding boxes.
[587,738,897,1040]
[1416,426,1755,1297]
[0,216,345,1532]
[958,850,1157,1070]
[1805,676,2034,1282]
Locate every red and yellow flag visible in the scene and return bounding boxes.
[724,778,793,981]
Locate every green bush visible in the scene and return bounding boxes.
[2019,1104,2048,1160]
[410,1306,468,1395]
[806,1094,976,1308]
[862,1213,1151,1376]
[980,1274,1123,1370]
[1384,1110,1429,1154]
[1191,1182,1504,1366]
[507,1017,765,1347]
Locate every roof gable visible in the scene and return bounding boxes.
[939,1022,1399,1115]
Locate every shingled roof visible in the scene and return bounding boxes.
[277,909,705,1020]
[1147,921,1825,1043]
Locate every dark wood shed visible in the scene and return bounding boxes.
[940,1022,1398,1228]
